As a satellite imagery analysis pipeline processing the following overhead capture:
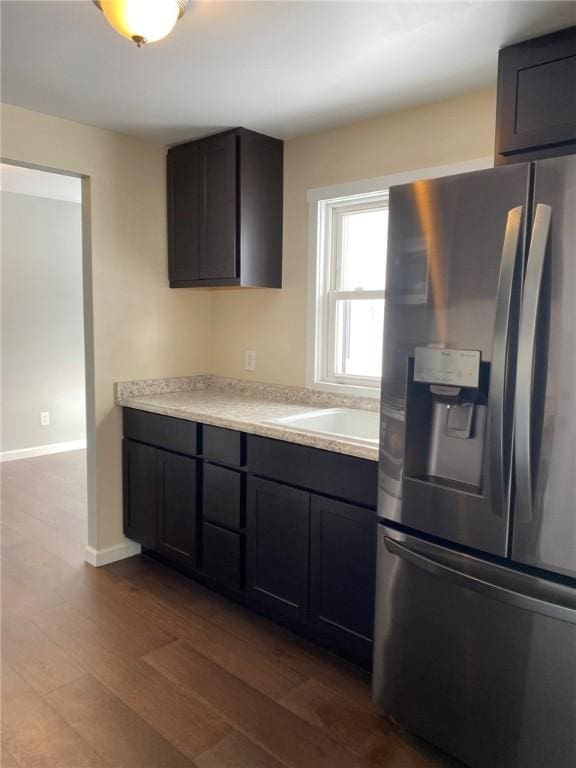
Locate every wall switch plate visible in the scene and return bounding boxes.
[244,350,256,372]
[40,411,50,426]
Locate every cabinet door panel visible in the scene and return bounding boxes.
[157,451,197,568]
[310,495,376,666]
[123,440,157,548]
[496,27,576,163]
[246,477,309,623]
[168,146,202,282]
[201,134,237,280]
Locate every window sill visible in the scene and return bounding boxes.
[308,379,381,400]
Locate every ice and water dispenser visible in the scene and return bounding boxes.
[403,347,489,497]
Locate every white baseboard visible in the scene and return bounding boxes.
[0,439,87,463]
[85,540,142,568]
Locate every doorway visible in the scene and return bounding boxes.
[1,162,91,565]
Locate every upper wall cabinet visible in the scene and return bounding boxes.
[167,128,283,288]
[495,26,576,165]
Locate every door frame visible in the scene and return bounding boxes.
[1,158,97,557]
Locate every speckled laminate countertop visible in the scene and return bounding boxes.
[116,375,380,461]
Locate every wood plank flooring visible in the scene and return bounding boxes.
[1,451,458,768]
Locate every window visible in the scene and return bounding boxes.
[311,191,389,395]
[308,160,494,396]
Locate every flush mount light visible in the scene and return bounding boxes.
[94,0,190,47]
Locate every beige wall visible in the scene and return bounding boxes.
[1,104,212,550]
[211,87,497,386]
[0,87,496,553]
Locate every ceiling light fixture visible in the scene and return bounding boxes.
[94,0,190,48]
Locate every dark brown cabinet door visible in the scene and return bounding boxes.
[200,133,237,280]
[310,496,376,667]
[496,27,576,164]
[246,477,309,623]
[168,144,202,282]
[167,128,282,288]
[123,440,157,548]
[157,450,198,568]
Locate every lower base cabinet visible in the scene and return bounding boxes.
[123,439,198,567]
[122,410,377,668]
[246,476,376,666]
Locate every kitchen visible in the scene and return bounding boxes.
[1,3,575,768]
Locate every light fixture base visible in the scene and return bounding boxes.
[93,0,190,46]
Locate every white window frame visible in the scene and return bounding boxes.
[307,158,493,398]
[317,192,388,392]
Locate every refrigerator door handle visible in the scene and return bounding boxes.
[514,203,552,523]
[384,534,576,625]
[489,206,524,518]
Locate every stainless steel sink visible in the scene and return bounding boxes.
[268,408,379,447]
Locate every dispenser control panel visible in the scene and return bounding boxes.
[414,347,481,388]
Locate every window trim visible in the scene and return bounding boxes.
[318,193,388,391]
[306,157,493,398]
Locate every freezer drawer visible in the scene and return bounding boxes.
[372,526,576,768]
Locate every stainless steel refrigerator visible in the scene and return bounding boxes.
[373,156,576,768]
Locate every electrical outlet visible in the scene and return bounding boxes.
[40,411,50,427]
[244,350,256,372]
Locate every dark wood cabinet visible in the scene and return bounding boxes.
[157,451,198,568]
[122,411,378,667]
[123,440,157,549]
[496,26,576,164]
[167,127,283,288]
[310,495,376,666]
[246,477,310,623]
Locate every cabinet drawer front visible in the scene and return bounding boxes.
[203,463,243,530]
[123,409,198,457]
[247,435,377,508]
[246,477,309,623]
[202,425,244,466]
[202,523,243,590]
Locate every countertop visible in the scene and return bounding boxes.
[116,375,380,461]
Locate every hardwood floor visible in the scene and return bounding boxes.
[1,451,457,768]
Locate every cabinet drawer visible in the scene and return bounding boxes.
[123,409,198,457]
[247,435,377,509]
[202,425,244,466]
[202,523,243,590]
[203,463,243,530]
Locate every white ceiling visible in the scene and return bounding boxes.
[1,1,575,145]
[0,163,82,202]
